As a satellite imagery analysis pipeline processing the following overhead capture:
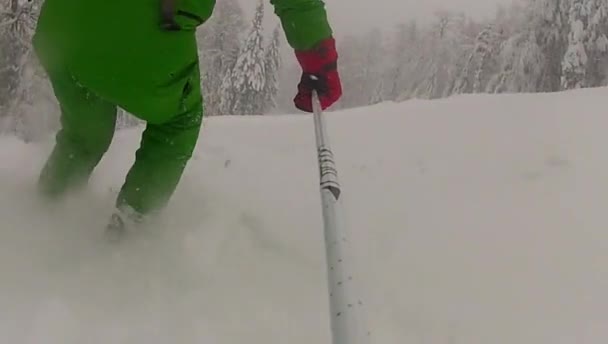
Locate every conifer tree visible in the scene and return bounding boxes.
[262,25,282,114]
[226,0,266,115]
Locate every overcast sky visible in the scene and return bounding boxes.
[239,0,518,35]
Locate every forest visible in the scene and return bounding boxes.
[1,0,608,140]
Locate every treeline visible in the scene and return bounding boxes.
[315,0,608,110]
[2,0,608,140]
[0,0,282,140]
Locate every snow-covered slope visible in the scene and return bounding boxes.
[2,88,608,343]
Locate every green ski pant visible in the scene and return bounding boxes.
[38,66,203,215]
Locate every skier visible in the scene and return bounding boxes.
[32,0,342,237]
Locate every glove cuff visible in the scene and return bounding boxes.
[295,37,338,74]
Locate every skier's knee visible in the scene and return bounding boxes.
[57,126,113,162]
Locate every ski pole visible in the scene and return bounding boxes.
[312,90,371,344]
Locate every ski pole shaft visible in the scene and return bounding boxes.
[312,91,370,344]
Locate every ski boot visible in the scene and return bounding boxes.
[104,205,144,242]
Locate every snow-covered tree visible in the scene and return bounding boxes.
[223,0,266,115]
[407,10,476,99]
[453,24,504,94]
[560,0,608,88]
[562,0,589,89]
[530,0,570,91]
[580,0,608,86]
[364,28,389,105]
[487,30,545,93]
[0,0,53,140]
[262,25,281,114]
[197,0,246,116]
[384,21,421,101]
[485,0,567,93]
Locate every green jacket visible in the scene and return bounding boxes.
[33,0,333,123]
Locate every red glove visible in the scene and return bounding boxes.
[294,37,342,112]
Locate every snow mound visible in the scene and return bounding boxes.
[2,88,608,343]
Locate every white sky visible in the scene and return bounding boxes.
[239,0,518,35]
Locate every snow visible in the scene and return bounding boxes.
[2,88,608,343]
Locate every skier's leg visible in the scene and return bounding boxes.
[115,74,203,217]
[38,69,117,197]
